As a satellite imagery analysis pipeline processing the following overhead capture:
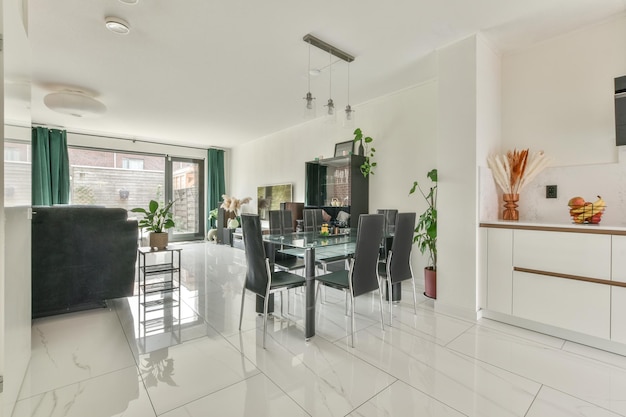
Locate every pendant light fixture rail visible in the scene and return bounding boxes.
[302,34,355,63]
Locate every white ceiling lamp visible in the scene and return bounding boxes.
[105,16,130,35]
[44,90,107,118]
[303,39,316,119]
[301,34,355,120]
[119,0,139,4]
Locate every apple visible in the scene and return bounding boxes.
[589,213,603,224]
[568,196,585,208]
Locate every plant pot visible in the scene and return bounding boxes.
[150,232,168,250]
[424,267,436,299]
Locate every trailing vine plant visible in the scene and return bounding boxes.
[352,128,376,177]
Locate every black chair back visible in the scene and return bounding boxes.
[389,212,416,283]
[268,210,294,234]
[351,214,384,297]
[241,214,270,296]
[303,208,324,232]
[377,209,398,234]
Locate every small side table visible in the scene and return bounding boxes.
[136,247,182,351]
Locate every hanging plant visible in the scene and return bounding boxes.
[352,128,376,177]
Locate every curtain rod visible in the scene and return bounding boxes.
[14,122,226,152]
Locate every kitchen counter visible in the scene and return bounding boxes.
[480,220,626,235]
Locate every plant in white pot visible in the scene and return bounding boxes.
[131,200,176,250]
[409,169,437,299]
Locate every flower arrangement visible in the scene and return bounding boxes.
[486,149,549,195]
[220,195,251,214]
[487,149,549,220]
[220,195,251,229]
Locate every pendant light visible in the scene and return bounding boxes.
[344,62,355,127]
[325,50,335,117]
[303,40,316,118]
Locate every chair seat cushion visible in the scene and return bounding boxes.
[275,257,305,271]
[270,271,306,290]
[316,270,349,290]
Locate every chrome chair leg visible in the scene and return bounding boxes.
[263,294,269,349]
[411,277,418,315]
[378,284,386,331]
[238,288,246,330]
[387,279,393,326]
[350,293,356,348]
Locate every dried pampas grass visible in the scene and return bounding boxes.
[221,195,252,213]
[487,149,549,195]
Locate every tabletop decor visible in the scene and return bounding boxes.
[410,168,437,298]
[221,194,251,228]
[487,148,549,220]
[568,195,606,224]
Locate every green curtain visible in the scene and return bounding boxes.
[207,148,225,230]
[32,127,70,206]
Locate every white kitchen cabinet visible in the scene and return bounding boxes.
[612,235,626,283]
[514,229,611,280]
[611,286,626,343]
[486,228,513,314]
[512,270,610,339]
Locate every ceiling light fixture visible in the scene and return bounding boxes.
[301,34,355,121]
[119,0,139,4]
[303,39,316,118]
[44,90,107,118]
[325,50,335,117]
[105,16,130,35]
[344,62,355,126]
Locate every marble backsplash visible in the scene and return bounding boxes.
[479,151,626,227]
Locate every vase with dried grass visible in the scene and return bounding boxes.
[487,149,549,221]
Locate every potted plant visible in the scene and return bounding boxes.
[352,128,376,177]
[409,168,437,299]
[131,199,176,250]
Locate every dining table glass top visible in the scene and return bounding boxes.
[263,229,357,248]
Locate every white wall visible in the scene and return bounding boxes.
[482,13,626,226]
[502,13,626,167]
[436,36,480,319]
[230,59,438,275]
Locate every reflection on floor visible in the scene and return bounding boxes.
[12,241,626,416]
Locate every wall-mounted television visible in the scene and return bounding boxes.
[257,183,293,220]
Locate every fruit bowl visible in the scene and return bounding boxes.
[568,195,606,224]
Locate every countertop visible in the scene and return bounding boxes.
[479,220,626,235]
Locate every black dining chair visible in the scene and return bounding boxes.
[303,208,324,232]
[315,214,385,347]
[268,210,305,272]
[239,214,306,348]
[377,208,398,260]
[378,212,417,325]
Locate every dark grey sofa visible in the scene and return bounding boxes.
[31,205,138,318]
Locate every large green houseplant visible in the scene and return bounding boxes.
[131,199,176,249]
[409,168,437,298]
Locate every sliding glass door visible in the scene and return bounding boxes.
[166,156,204,242]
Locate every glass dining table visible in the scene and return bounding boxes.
[263,229,357,340]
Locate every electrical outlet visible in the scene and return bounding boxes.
[546,185,557,199]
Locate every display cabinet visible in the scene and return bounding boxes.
[305,154,368,227]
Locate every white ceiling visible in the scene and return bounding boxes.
[4,0,626,149]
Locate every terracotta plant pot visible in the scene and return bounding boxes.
[424,267,437,299]
[150,232,168,250]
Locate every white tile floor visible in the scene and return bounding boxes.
[12,241,626,416]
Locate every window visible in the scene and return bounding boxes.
[122,158,144,170]
[4,140,31,206]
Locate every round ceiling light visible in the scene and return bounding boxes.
[105,16,130,35]
[119,0,139,4]
[44,91,107,118]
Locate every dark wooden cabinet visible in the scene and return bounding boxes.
[305,155,369,227]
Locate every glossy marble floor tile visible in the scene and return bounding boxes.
[16,241,626,417]
[447,325,626,415]
[12,366,157,417]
